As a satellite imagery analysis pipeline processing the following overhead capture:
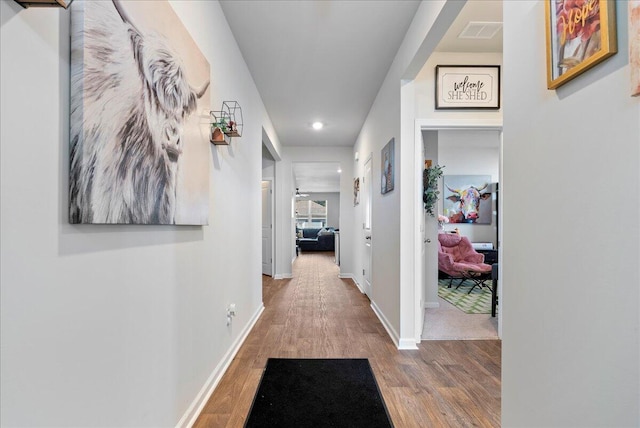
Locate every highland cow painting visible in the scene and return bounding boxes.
[70,0,210,224]
[443,175,492,225]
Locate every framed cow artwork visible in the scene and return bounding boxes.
[443,175,493,225]
[69,0,211,225]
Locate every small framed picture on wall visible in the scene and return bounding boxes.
[435,65,500,109]
[381,138,394,194]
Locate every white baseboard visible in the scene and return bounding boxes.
[370,300,400,347]
[273,273,293,280]
[424,301,440,309]
[353,279,364,293]
[177,304,264,428]
[339,274,364,293]
[370,300,419,350]
[398,338,419,350]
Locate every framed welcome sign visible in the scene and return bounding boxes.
[435,65,500,110]
[545,0,617,89]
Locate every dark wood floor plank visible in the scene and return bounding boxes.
[194,252,501,427]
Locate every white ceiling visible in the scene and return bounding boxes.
[293,162,341,194]
[434,1,503,53]
[222,0,502,191]
[220,0,422,147]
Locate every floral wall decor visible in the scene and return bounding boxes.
[545,0,618,89]
[630,0,640,96]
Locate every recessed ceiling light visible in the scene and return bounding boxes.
[312,122,324,130]
[337,168,342,173]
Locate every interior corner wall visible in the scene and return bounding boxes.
[352,0,457,345]
[502,2,639,426]
[0,1,277,426]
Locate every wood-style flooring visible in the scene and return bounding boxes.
[194,252,501,427]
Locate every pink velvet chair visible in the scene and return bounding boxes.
[437,233,492,292]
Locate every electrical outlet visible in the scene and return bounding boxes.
[226,303,237,326]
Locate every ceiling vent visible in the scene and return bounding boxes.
[458,21,503,39]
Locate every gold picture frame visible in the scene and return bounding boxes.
[545,0,617,89]
[630,0,640,96]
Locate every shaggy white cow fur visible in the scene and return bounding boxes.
[69,0,208,224]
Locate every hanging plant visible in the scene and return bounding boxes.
[423,164,444,217]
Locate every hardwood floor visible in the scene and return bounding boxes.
[194,252,501,427]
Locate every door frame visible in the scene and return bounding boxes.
[414,118,503,340]
[261,179,275,277]
[362,153,373,297]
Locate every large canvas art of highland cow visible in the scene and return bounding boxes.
[70,0,210,224]
[443,175,492,225]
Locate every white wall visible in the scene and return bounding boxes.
[353,0,473,347]
[262,145,275,176]
[274,146,354,279]
[438,129,499,246]
[0,1,280,426]
[502,1,639,426]
[298,192,340,229]
[262,161,274,179]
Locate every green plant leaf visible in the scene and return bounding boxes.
[423,164,444,217]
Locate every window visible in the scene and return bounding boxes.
[295,200,327,229]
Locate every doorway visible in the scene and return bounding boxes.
[416,121,503,341]
[362,155,373,297]
[262,142,277,277]
[262,180,273,276]
[292,162,341,265]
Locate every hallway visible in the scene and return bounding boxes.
[194,253,501,427]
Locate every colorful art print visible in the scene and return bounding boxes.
[354,177,360,206]
[435,65,500,109]
[70,0,210,224]
[630,0,640,96]
[545,0,617,89]
[443,175,492,225]
[381,138,394,194]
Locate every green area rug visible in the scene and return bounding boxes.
[438,279,491,314]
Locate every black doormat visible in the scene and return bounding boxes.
[244,358,393,428]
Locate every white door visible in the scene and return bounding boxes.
[261,181,273,276]
[363,156,373,296]
[424,213,439,301]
